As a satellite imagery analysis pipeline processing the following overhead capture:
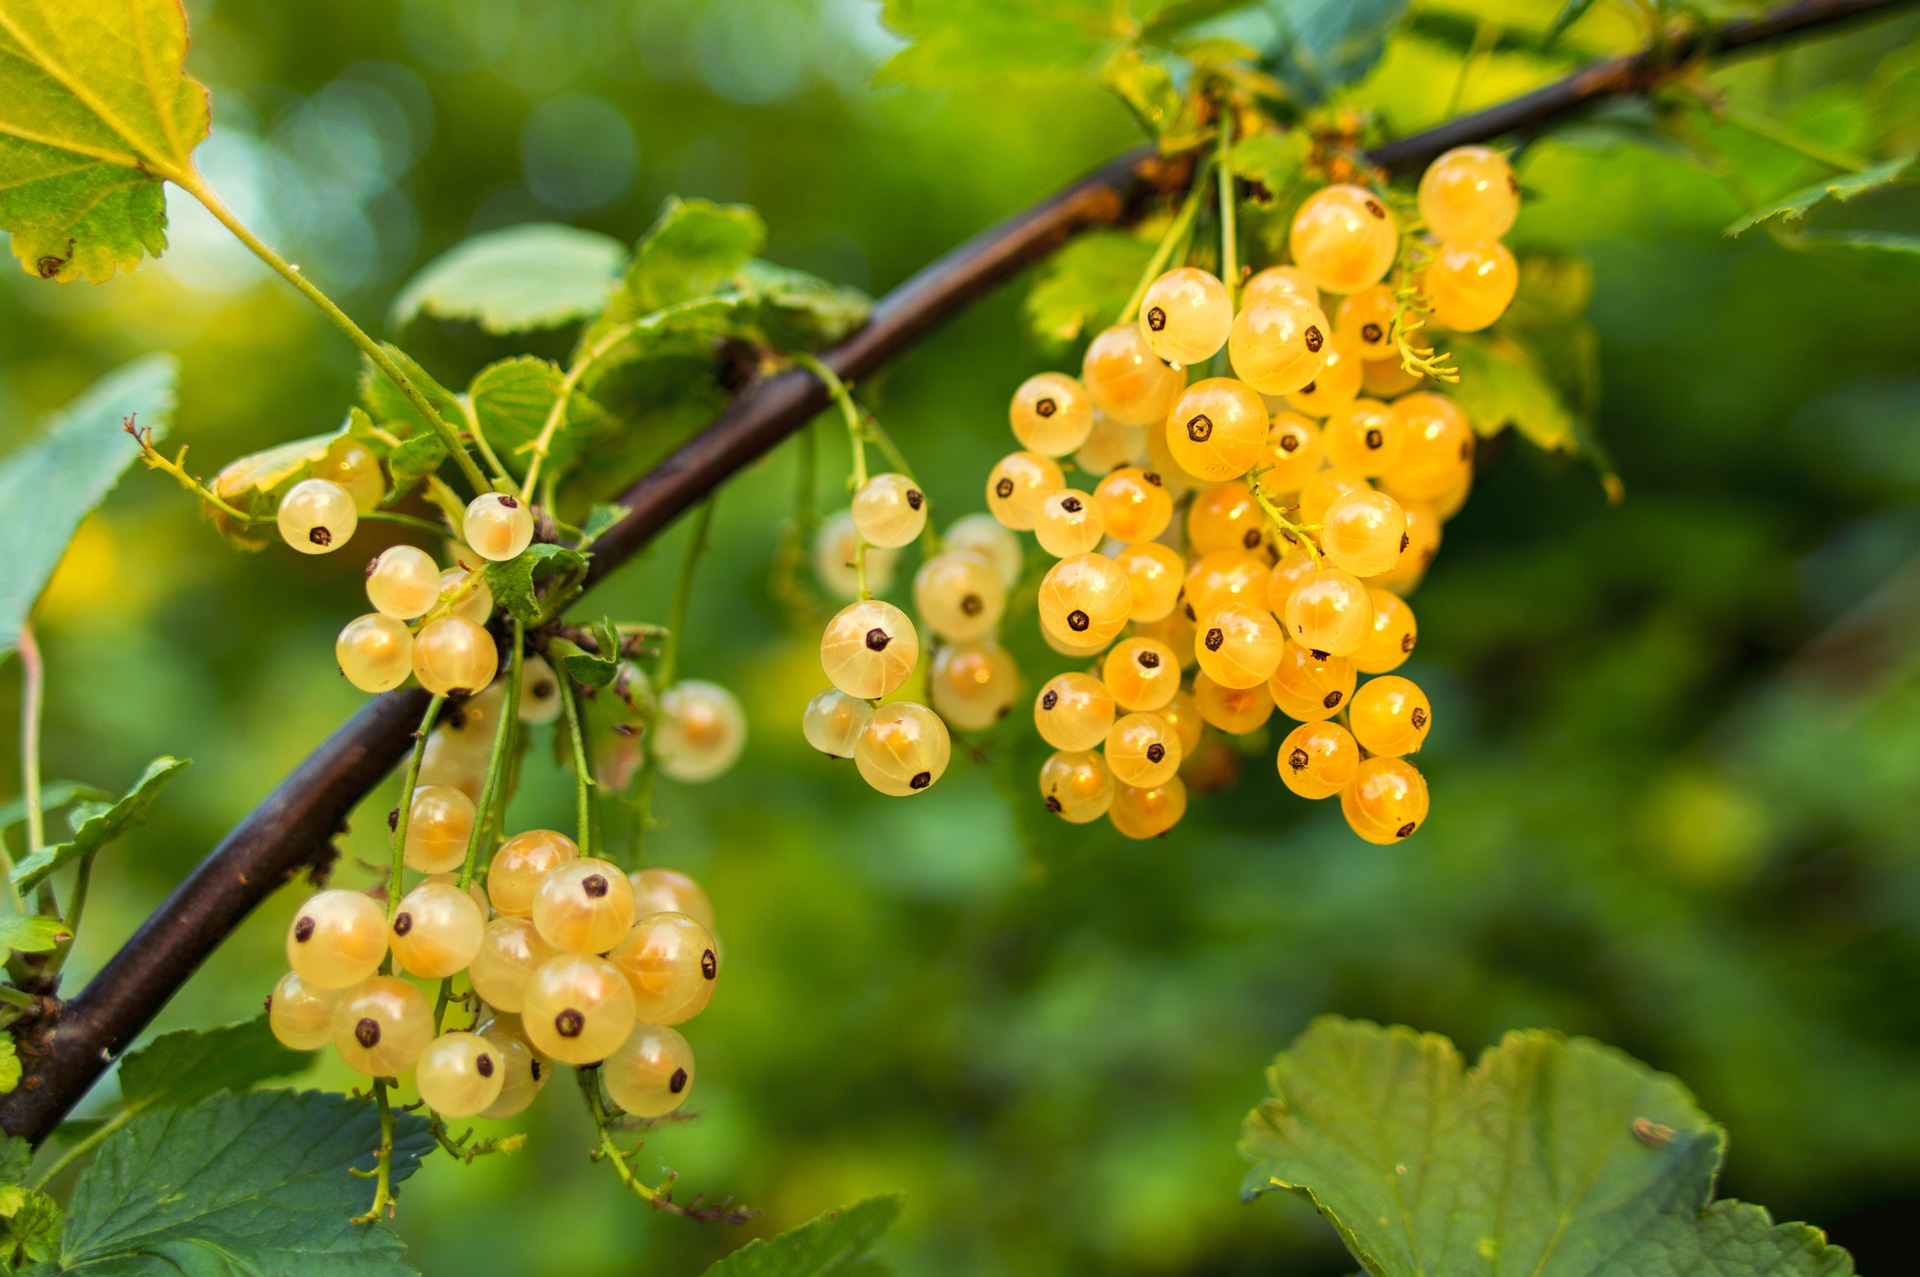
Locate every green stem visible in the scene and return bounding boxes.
[794,354,872,598]
[576,1067,671,1207]
[1119,165,1211,324]
[1446,18,1498,120]
[351,1080,397,1224]
[521,317,645,501]
[41,849,95,979]
[633,499,716,864]
[31,1107,131,1190]
[459,397,514,491]
[557,673,596,861]
[0,986,35,1013]
[8,626,41,913]
[1718,100,1871,172]
[176,172,491,495]
[1248,477,1322,561]
[385,696,447,930]
[456,624,524,891]
[1216,112,1239,308]
[359,510,452,538]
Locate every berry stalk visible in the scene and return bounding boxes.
[385,697,447,928]
[455,626,525,892]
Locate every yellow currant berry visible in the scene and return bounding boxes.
[1320,489,1408,578]
[478,1021,547,1118]
[814,509,900,599]
[915,549,1008,642]
[332,975,433,1075]
[413,617,499,697]
[365,546,441,620]
[277,478,357,555]
[1034,672,1116,752]
[1355,588,1418,673]
[1260,413,1325,492]
[803,687,873,758]
[1322,398,1403,477]
[1010,372,1096,456]
[1183,551,1269,623]
[402,784,475,874]
[851,473,928,548]
[268,971,342,1051]
[523,953,637,1064]
[1187,482,1265,557]
[1282,565,1372,656]
[1093,467,1173,544]
[1109,777,1187,839]
[1115,542,1184,624]
[390,880,486,978]
[337,613,413,693]
[1289,184,1399,294]
[655,681,747,782]
[1341,756,1429,843]
[1242,265,1320,311]
[439,566,493,626]
[1284,337,1363,419]
[1267,643,1357,722]
[286,889,386,988]
[1381,393,1474,502]
[532,857,638,955]
[1418,145,1519,244]
[1266,545,1319,616]
[1277,721,1361,799]
[1138,267,1233,366]
[1082,323,1186,426]
[1037,552,1133,647]
[1298,469,1372,527]
[1192,670,1276,734]
[629,868,715,933]
[417,1030,506,1117]
[1349,674,1432,757]
[1074,413,1148,476]
[1039,749,1116,824]
[1427,240,1518,332]
[314,438,385,513]
[469,915,561,1013]
[1195,600,1286,689]
[1334,285,1399,361]
[1166,377,1269,482]
[943,514,1024,589]
[855,701,951,796]
[930,640,1021,730]
[608,912,719,1024]
[1227,295,1330,396]
[1102,636,1179,712]
[487,829,579,917]
[1157,685,1204,755]
[603,1023,696,1117]
[821,600,919,699]
[1105,711,1182,788]
[1034,489,1105,558]
[464,492,535,562]
[985,450,1065,531]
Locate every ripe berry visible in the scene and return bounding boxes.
[1290,184,1399,294]
[1282,565,1372,656]
[1166,378,1268,482]
[1334,285,1399,361]
[1284,337,1363,419]
[277,478,357,555]
[439,680,505,756]
[1260,414,1325,491]
[1242,265,1320,311]
[930,640,1021,730]
[1382,393,1474,501]
[1277,721,1361,799]
[1227,296,1331,397]
[1321,489,1408,578]
[803,687,873,757]
[1038,553,1133,647]
[417,1031,505,1117]
[985,451,1065,531]
[337,614,413,693]
[1298,469,1372,527]
[1129,611,1197,669]
[603,1023,696,1118]
[469,915,561,1012]
[1418,145,1519,244]
[1157,686,1204,754]
[1115,542,1185,623]
[268,971,342,1051]
[1138,267,1233,366]
[814,509,900,599]
[656,681,748,782]
[523,953,637,1064]
[1192,670,1275,734]
[286,889,387,988]
[1010,372,1096,456]
[464,492,534,562]
[855,701,951,796]
[478,1022,547,1118]
[416,734,486,803]
[1341,756,1430,842]
[629,868,715,932]
[1102,637,1179,711]
[1266,545,1319,615]
[1034,672,1115,752]
[1143,420,1205,499]
[517,654,563,725]
[1092,467,1173,544]
[1355,588,1418,673]
[1105,711,1181,788]
[390,880,486,978]
[1075,414,1149,475]
[916,549,1009,641]
[1035,489,1105,558]
[487,829,580,917]
[413,617,499,697]
[1184,552,1269,621]
[365,546,441,620]
[1267,643,1357,722]
[331,976,433,1076]
[533,857,637,954]
[1371,500,1441,596]
[942,514,1024,589]
[439,566,494,626]
[402,784,475,874]
[1323,399,1403,477]
[852,473,928,548]
[1195,601,1286,689]
[1043,624,1112,659]
[314,438,385,513]
[822,600,919,699]
[1427,240,1518,332]
[1362,355,1422,400]
[1349,674,1432,756]
[608,912,719,1024]
[1109,777,1187,839]
[1082,323,1186,426]
[1039,749,1116,823]
[1188,482,1263,557]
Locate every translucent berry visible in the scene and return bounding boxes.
[1038,553,1133,647]
[1039,749,1116,824]
[1105,711,1181,788]
[1278,721,1361,799]
[1180,735,1242,793]
[1195,601,1286,690]
[464,492,535,562]
[852,473,928,548]
[656,681,747,782]
[1371,502,1441,595]
[1323,398,1403,477]
[1355,588,1418,673]
[286,889,387,988]
[1321,489,1408,578]
[413,617,499,697]
[1192,670,1275,734]
[268,971,342,1050]
[416,734,486,802]
[1362,355,1422,400]
[814,509,900,599]
[855,701,951,796]
[1242,265,1320,311]
[366,546,441,620]
[1102,637,1179,711]
[332,975,433,1076]
[930,640,1021,731]
[401,784,475,874]
[1342,756,1430,843]
[277,478,357,555]
[803,687,874,757]
[1382,393,1474,502]
[1093,467,1173,544]
[337,614,413,693]
[1034,672,1115,752]
[533,857,637,954]
[985,451,1065,531]
[487,829,580,917]
[608,912,719,1024]
[1138,267,1233,366]
[1129,611,1197,669]
[629,868,715,932]
[390,880,486,978]
[1267,644,1358,722]
[439,680,505,757]
[1109,777,1187,839]
[1042,624,1112,659]
[1082,323,1186,426]
[1010,372,1096,456]
[1427,240,1518,332]
[469,915,561,1013]
[440,566,494,626]
[1143,421,1205,499]
[1227,296,1330,397]
[1298,470,1372,528]
[314,438,385,513]
[1035,490,1105,558]
[1431,466,1473,522]
[1418,145,1519,244]
[1116,542,1184,623]
[1074,414,1148,475]
[1282,565,1372,656]
[942,514,1024,589]
[822,600,919,699]
[916,549,1009,642]
[1289,184,1399,294]
[603,1023,696,1118]
[1334,285,1399,361]
[523,953,637,1064]
[517,654,563,725]
[1188,482,1264,557]
[1285,337,1363,418]
[1260,414,1325,491]
[417,1031,505,1117]
[1184,552,1269,622]
[479,1023,547,1118]
[1166,378,1268,482]
[1349,674,1432,757]
[1157,686,1204,754]
[1266,546,1319,615]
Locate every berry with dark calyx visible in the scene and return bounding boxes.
[517,654,563,725]
[1166,377,1269,482]
[1035,489,1105,558]
[1260,414,1326,492]
[1323,398,1403,477]
[916,549,1008,642]
[1187,482,1262,558]
[1342,756,1430,843]
[1355,588,1418,673]
[608,911,721,1024]
[285,888,387,988]
[478,1022,547,1118]
[1039,749,1117,823]
[1334,285,1400,362]
[822,600,919,699]
[1010,372,1097,456]
[389,880,486,978]
[1283,565,1373,657]
[412,617,499,697]
[1193,601,1286,690]
[1284,337,1363,419]
[603,1023,697,1118]
[1082,323,1186,426]
[1104,711,1181,788]
[1138,267,1233,366]
[1349,674,1433,757]
[1037,552,1133,647]
[985,450,1065,531]
[487,829,580,917]
[852,472,929,548]
[533,857,639,955]
[1267,643,1358,723]
[277,478,358,555]
[1102,636,1180,712]
[1320,489,1408,579]
[1277,721,1361,799]
[464,492,535,562]
[524,952,638,1064]
[1093,467,1173,545]
[1034,672,1116,752]
[417,1031,506,1117]
[1227,295,1331,397]
[1290,184,1399,294]
[331,976,433,1075]
[855,701,951,796]
[930,640,1022,731]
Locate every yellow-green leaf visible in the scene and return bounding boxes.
[1448,332,1578,452]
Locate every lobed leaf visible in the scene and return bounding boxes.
[487,544,586,626]
[1448,332,1579,451]
[390,223,627,334]
[1727,154,1916,236]
[545,637,617,690]
[1101,46,1182,138]
[0,1136,28,1184]
[876,0,1135,88]
[10,757,189,896]
[1802,228,1920,289]
[4,1186,61,1265]
[1023,230,1155,350]
[0,782,111,835]
[735,260,872,350]
[1260,0,1411,104]
[1227,130,1311,204]
[702,1195,902,1277]
[469,356,610,477]
[0,916,70,966]
[115,1017,310,1115]
[621,198,765,316]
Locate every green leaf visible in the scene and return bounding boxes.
[877,0,1133,87]
[0,0,210,282]
[0,355,177,651]
[358,344,463,441]
[1023,231,1155,351]
[545,638,617,690]
[4,1186,61,1264]
[116,1017,310,1114]
[1101,46,1182,138]
[486,544,586,626]
[735,260,872,351]
[0,781,111,834]
[702,1195,902,1277]
[1226,130,1311,204]
[0,1036,20,1097]
[0,916,70,965]
[11,756,188,896]
[1240,1018,1855,1277]
[622,198,765,315]
[386,431,448,487]
[1448,333,1579,452]
[1801,228,1920,289]
[1261,0,1411,104]
[1726,154,1916,236]
[1543,0,1600,48]
[390,223,627,334]
[577,503,628,547]
[470,357,609,478]
[58,1089,429,1276]
[0,1136,28,1184]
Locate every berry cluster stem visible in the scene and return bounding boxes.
[521,316,649,502]
[124,425,261,526]
[386,696,446,932]
[8,626,44,912]
[795,354,875,598]
[576,1066,671,1206]
[1249,477,1322,562]
[859,410,941,556]
[557,672,596,860]
[350,1078,398,1224]
[456,624,525,891]
[1217,109,1240,309]
[1120,165,1211,325]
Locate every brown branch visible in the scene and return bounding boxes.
[2,0,1909,1144]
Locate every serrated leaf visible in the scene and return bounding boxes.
[0,916,70,965]
[702,1195,902,1277]
[1240,1018,1855,1277]
[877,0,1134,87]
[1448,333,1578,451]
[4,1186,61,1264]
[486,544,585,625]
[1227,130,1311,204]
[470,357,609,477]
[391,223,627,334]
[386,431,447,487]
[1102,46,1182,138]
[0,0,210,282]
[1801,228,1920,289]
[116,1017,309,1114]
[1261,0,1410,105]
[623,198,765,315]
[1023,230,1156,351]
[58,1089,428,1276]
[577,503,628,547]
[0,1037,19,1097]
[358,344,463,441]
[11,757,188,896]
[1726,154,1916,236]
[546,638,617,690]
[0,781,111,833]
[0,355,176,651]
[736,260,872,350]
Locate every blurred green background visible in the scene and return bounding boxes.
[5,0,1920,1272]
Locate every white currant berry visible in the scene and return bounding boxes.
[851,473,928,548]
[821,600,919,699]
[389,880,486,978]
[517,654,563,724]
[416,1031,506,1117]
[929,640,1021,731]
[1010,373,1096,457]
[609,911,720,1024]
[942,514,1024,589]
[468,915,561,1012]
[532,857,637,955]
[314,438,386,513]
[914,551,1007,643]
[655,681,748,782]
[1034,490,1105,558]
[855,701,950,796]
[402,783,476,874]
[331,975,433,1076]
[802,688,873,758]
[464,492,535,561]
[487,829,579,916]
[285,888,387,988]
[478,1021,547,1118]
[412,617,499,697]
[628,868,715,933]
[603,1023,696,1118]
[268,971,343,1051]
[365,546,440,620]
[522,953,637,1064]
[277,478,358,555]
[440,567,493,625]
[337,614,413,693]
[813,509,901,599]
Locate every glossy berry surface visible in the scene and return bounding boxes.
[417,1031,506,1117]
[1383,393,1475,501]
[366,545,440,620]
[1298,469,1371,527]
[1115,542,1184,624]
[630,868,716,932]
[440,567,494,626]
[332,976,433,1076]
[277,478,357,555]
[532,857,638,955]
[814,509,900,599]
[337,613,413,693]
[1035,489,1105,558]
[286,888,387,988]
[609,911,720,1024]
[1242,265,1319,311]
[1427,240,1519,333]
[1183,552,1269,622]
[268,971,342,1051]
[1105,711,1181,788]
[852,472,928,549]
[931,640,1020,731]
[1187,482,1264,557]
[1334,285,1400,361]
[1034,672,1116,752]
[855,701,951,796]
[1109,777,1187,840]
[1283,565,1373,656]
[1074,414,1148,475]
[1277,721,1361,799]
[464,492,535,562]
[1039,749,1117,824]
[479,1024,546,1118]
[403,783,475,874]
[412,617,499,697]
[1342,756,1430,843]
[1289,184,1400,294]
[915,550,1008,642]
[390,880,486,978]
[1037,553,1132,647]
[468,915,561,1012]
[1092,467,1172,544]
[1103,636,1179,711]
[655,681,747,782]
[822,600,919,700]
[943,514,1024,589]
[1323,399,1403,477]
[1195,601,1286,690]
[315,438,385,512]
[487,829,580,917]
[1266,546,1319,616]
[1320,489,1408,578]
[1138,267,1232,366]
[1285,337,1363,418]
[1355,589,1418,673]
[1418,145,1520,244]
[1261,414,1325,492]
[1372,500,1442,595]
[1267,643,1358,722]
[1349,674,1432,757]
[604,1023,697,1118]
[1166,377,1269,482]
[1082,323,1186,426]
[1192,670,1275,734]
[1010,372,1096,456]
[1227,295,1331,397]
[985,450,1065,531]
[522,952,638,1064]
[803,687,873,757]
[1156,686,1204,755]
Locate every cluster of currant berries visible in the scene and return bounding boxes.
[975,145,1521,841]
